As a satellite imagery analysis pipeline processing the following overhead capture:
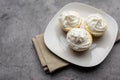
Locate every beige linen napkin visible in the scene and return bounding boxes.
[32,29,120,73]
[32,35,69,73]
[116,29,120,42]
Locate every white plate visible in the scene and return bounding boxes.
[44,2,118,67]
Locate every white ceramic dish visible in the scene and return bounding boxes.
[44,2,118,67]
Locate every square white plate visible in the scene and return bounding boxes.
[44,2,118,67]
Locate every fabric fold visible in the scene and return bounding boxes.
[32,34,69,73]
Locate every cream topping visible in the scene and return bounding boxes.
[86,13,107,33]
[59,11,81,28]
[67,28,92,51]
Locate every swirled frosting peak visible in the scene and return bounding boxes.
[86,13,107,34]
[59,11,81,28]
[67,28,92,51]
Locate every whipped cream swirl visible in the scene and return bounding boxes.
[67,28,92,51]
[86,14,107,34]
[59,11,81,28]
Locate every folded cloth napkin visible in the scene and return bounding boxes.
[116,29,120,42]
[32,29,120,73]
[32,35,69,73]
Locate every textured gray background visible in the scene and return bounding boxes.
[0,0,120,80]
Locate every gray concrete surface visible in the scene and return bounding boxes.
[0,0,120,80]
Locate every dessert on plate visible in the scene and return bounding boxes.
[66,28,92,52]
[59,11,82,32]
[84,13,108,37]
